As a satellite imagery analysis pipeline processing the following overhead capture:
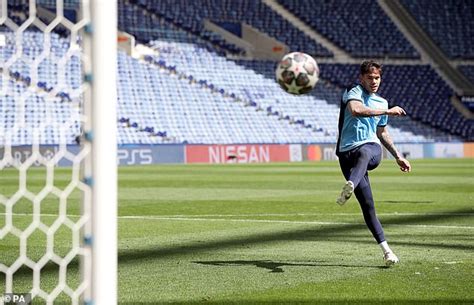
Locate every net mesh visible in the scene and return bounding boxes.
[0,1,92,304]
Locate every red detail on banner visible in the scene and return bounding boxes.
[186,145,290,164]
[272,46,283,52]
[117,36,129,42]
[464,143,474,157]
[307,145,322,161]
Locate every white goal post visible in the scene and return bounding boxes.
[0,0,117,304]
[90,0,118,304]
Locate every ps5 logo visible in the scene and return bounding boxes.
[117,148,153,165]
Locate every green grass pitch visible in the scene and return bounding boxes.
[1,158,473,304]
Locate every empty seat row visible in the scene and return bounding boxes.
[278,0,419,58]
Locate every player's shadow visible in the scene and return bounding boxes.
[116,207,473,264]
[194,260,385,273]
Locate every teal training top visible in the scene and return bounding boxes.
[336,84,388,154]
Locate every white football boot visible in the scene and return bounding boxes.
[383,251,400,266]
[336,180,354,206]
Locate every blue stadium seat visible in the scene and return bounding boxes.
[459,65,474,84]
[400,0,474,59]
[0,32,82,145]
[119,0,332,57]
[277,0,419,58]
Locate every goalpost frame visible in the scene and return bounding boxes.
[0,0,117,303]
[89,0,118,304]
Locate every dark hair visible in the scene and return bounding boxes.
[360,60,382,76]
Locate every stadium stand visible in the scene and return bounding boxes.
[400,0,474,59]
[277,0,419,58]
[459,66,474,85]
[1,0,472,146]
[1,29,438,145]
[120,0,333,57]
[148,40,451,143]
[118,0,245,56]
[118,49,325,144]
[0,32,81,145]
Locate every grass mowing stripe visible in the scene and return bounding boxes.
[121,212,474,217]
[5,212,473,217]
[4,213,473,229]
[119,216,474,229]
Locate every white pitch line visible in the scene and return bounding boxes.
[3,213,473,230]
[7,211,474,217]
[121,215,355,226]
[120,215,474,230]
[134,212,474,217]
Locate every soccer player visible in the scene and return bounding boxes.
[335,60,411,266]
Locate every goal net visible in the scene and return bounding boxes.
[0,1,117,304]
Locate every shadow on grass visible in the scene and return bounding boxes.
[194,260,385,273]
[117,207,473,263]
[379,200,434,204]
[326,233,474,251]
[329,238,474,251]
[5,207,472,278]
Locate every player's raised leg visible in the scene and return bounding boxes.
[337,143,382,205]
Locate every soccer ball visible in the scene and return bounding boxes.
[275,52,319,95]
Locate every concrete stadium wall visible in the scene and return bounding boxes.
[1,143,473,166]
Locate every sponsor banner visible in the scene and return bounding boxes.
[302,144,338,161]
[319,144,338,161]
[117,144,184,165]
[185,144,290,164]
[1,143,471,167]
[429,143,464,158]
[0,144,185,167]
[464,143,474,157]
[304,145,322,161]
[423,143,436,158]
[387,144,424,159]
[0,145,80,167]
[289,144,302,162]
[306,143,473,160]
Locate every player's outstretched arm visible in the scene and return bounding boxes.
[376,126,412,172]
[348,101,407,117]
[386,106,406,116]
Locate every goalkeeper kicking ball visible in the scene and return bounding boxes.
[275,52,319,95]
